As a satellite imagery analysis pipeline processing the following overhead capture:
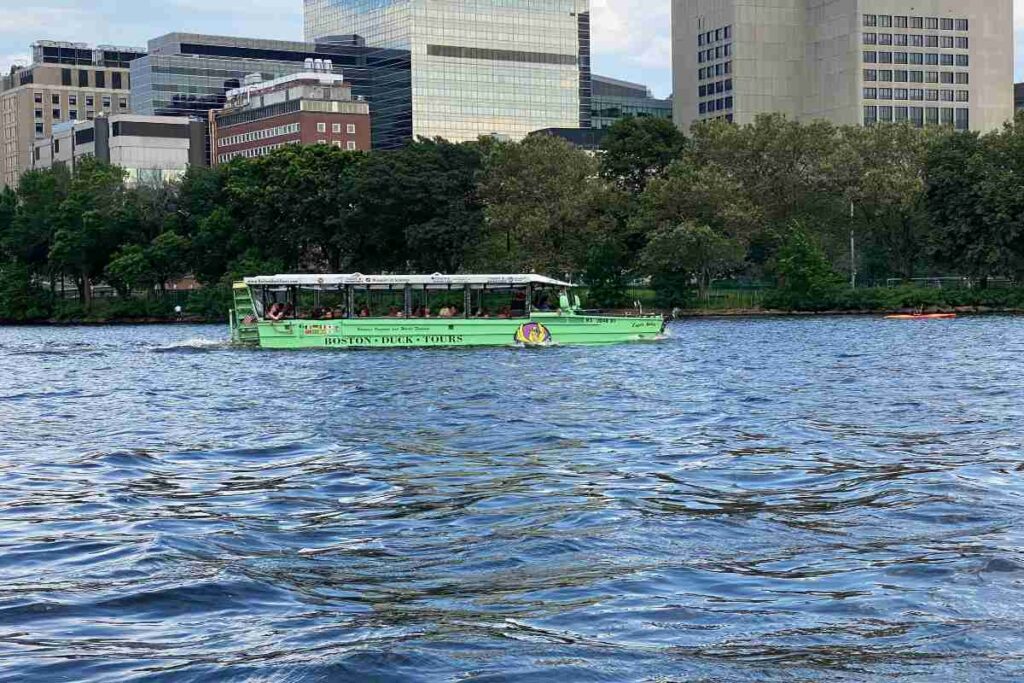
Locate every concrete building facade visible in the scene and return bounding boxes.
[32,114,206,185]
[210,68,371,164]
[304,0,591,143]
[673,0,1013,133]
[1,41,144,189]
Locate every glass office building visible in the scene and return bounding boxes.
[131,33,411,148]
[591,75,672,129]
[304,0,591,142]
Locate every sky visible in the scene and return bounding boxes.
[2,0,1023,100]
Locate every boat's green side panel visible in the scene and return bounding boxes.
[252,314,664,349]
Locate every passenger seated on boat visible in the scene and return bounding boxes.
[439,304,454,318]
[475,307,490,318]
[497,306,511,319]
[387,306,401,317]
[311,307,324,319]
[358,305,371,318]
[511,292,527,316]
[283,303,295,319]
[267,303,285,321]
[333,307,345,319]
[321,309,334,320]
[422,306,431,318]
[536,294,552,311]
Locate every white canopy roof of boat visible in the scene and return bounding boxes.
[244,273,574,288]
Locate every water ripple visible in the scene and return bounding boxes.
[1,318,1023,681]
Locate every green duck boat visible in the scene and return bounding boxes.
[229,274,665,349]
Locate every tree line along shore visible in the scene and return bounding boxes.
[3,113,1024,324]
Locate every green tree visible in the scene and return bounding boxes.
[7,167,70,274]
[477,134,605,275]
[770,223,843,306]
[600,116,687,195]
[49,158,128,308]
[0,262,51,321]
[640,222,745,306]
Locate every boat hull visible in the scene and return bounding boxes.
[251,314,665,349]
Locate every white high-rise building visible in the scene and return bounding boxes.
[672,0,1013,133]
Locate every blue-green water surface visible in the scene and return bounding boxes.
[1,318,1023,682]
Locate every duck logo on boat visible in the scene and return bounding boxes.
[514,322,552,345]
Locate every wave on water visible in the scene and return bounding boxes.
[151,338,231,353]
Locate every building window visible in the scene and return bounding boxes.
[699,85,706,97]
[102,96,111,109]
[910,107,924,127]
[863,87,877,99]
[955,37,968,49]
[894,52,908,64]
[878,70,893,82]
[347,140,357,151]
[910,35,923,47]
[940,18,954,31]
[955,108,969,131]
[894,16,908,29]
[895,106,909,122]
[909,53,923,65]
[112,72,122,90]
[909,71,924,83]
[956,54,969,67]
[925,17,939,30]
[926,90,940,102]
[69,110,78,120]
[78,70,89,87]
[878,106,893,122]
[52,94,61,105]
[878,34,892,46]
[864,51,877,63]
[940,90,954,102]
[926,71,939,83]
[34,108,43,120]
[863,69,877,81]
[33,92,42,104]
[956,90,969,102]
[69,95,77,106]
[940,36,954,48]
[925,35,938,48]
[940,72,954,84]
[119,97,127,109]
[864,14,877,27]
[317,139,327,145]
[894,70,908,82]
[878,88,893,100]
[926,107,939,125]
[894,34,907,46]
[955,72,969,85]
[332,140,342,148]
[346,123,356,134]
[35,123,44,136]
[940,108,953,126]
[95,71,105,88]
[52,108,61,120]
[317,122,326,133]
[332,123,341,133]
[864,105,878,124]
[909,89,923,101]
[699,102,707,115]
[955,19,968,31]
[879,15,892,28]
[939,54,953,66]
[864,33,877,45]
[61,69,72,86]
[878,52,892,64]
[894,88,908,100]
[910,17,923,29]
[85,96,94,107]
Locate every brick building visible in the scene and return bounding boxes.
[210,65,371,164]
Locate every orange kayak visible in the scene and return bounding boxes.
[885,313,957,320]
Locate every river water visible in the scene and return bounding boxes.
[1,318,1023,682]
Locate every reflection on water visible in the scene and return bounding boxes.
[1,319,1023,681]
